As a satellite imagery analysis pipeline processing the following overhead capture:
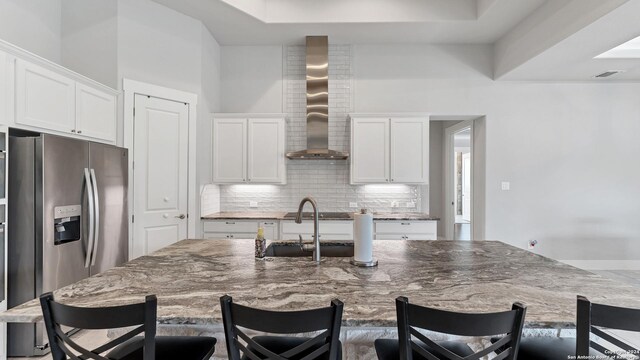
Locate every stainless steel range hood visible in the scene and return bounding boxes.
[286,36,349,160]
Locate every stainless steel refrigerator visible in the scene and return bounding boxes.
[7,133,128,356]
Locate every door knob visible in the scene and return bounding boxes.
[175,214,186,219]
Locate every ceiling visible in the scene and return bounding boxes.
[152,0,640,80]
[151,0,547,45]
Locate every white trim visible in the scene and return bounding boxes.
[444,119,474,240]
[122,79,198,259]
[0,38,118,95]
[559,260,640,271]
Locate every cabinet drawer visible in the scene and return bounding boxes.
[203,220,258,233]
[280,233,353,241]
[375,221,436,234]
[375,233,436,241]
[280,221,353,236]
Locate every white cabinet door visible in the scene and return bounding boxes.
[15,59,76,133]
[75,83,116,142]
[390,118,429,184]
[247,118,285,183]
[213,118,247,183]
[351,118,389,184]
[0,50,8,125]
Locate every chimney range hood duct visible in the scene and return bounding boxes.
[286,36,349,160]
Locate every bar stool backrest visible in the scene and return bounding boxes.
[40,292,157,360]
[220,295,343,360]
[576,295,640,358]
[396,296,526,360]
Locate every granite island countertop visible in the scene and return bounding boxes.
[2,239,639,328]
[202,211,439,221]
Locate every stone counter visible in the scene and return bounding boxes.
[3,239,639,328]
[202,211,439,221]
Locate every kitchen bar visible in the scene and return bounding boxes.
[2,239,640,358]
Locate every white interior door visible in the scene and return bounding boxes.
[132,95,189,257]
[462,152,471,222]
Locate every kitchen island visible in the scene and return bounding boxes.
[3,239,640,358]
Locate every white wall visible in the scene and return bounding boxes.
[0,0,62,62]
[61,0,118,88]
[220,46,283,113]
[117,0,221,236]
[219,42,640,266]
[352,44,640,265]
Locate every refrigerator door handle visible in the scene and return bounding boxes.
[90,168,100,266]
[84,168,95,268]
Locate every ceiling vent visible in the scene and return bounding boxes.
[594,70,624,78]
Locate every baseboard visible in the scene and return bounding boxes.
[559,259,640,270]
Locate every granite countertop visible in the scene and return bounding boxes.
[202,211,439,221]
[3,239,639,328]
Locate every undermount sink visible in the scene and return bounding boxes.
[265,242,354,257]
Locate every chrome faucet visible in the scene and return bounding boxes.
[295,196,320,262]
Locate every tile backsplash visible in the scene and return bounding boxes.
[213,45,422,214]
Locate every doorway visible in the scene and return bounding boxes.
[444,119,478,241]
[454,128,471,240]
[123,79,198,259]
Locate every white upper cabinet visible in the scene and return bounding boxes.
[213,114,286,184]
[350,114,429,184]
[390,118,429,183]
[75,83,116,142]
[213,117,246,183]
[1,41,118,143]
[351,117,389,183]
[247,118,285,183]
[15,59,76,133]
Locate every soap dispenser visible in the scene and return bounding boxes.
[255,226,266,258]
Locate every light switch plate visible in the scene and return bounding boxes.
[349,202,358,208]
[501,181,510,191]
[249,201,258,207]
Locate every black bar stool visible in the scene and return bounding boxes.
[510,295,640,359]
[40,292,217,360]
[220,295,343,360]
[375,296,526,360]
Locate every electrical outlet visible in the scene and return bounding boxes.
[249,201,258,208]
[406,201,416,208]
[501,182,510,191]
[391,201,399,208]
[349,202,358,208]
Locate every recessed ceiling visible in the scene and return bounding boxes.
[151,0,547,45]
[596,34,640,59]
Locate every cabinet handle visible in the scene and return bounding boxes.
[386,179,389,182]
[225,222,235,225]
[243,179,246,182]
[71,129,76,133]
[229,234,234,238]
[401,222,411,225]
[263,222,274,225]
[77,130,82,134]
[391,179,394,182]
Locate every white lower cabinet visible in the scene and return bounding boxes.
[203,220,278,240]
[374,220,437,240]
[280,220,354,241]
